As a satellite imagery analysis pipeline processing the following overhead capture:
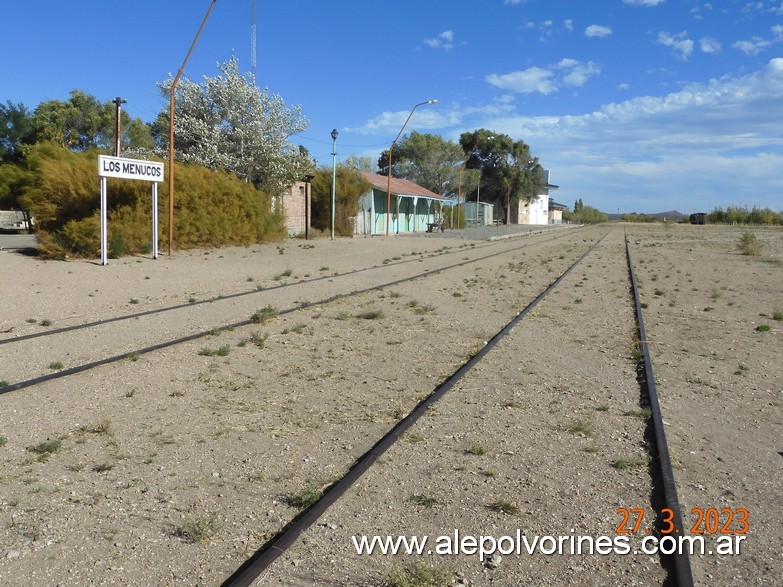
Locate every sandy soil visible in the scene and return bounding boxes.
[0,224,780,587]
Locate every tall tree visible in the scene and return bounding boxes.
[378,131,464,196]
[157,55,312,193]
[0,101,36,162]
[31,90,153,153]
[310,165,370,236]
[459,130,545,220]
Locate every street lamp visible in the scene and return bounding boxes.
[331,129,338,240]
[168,0,218,256]
[385,99,438,236]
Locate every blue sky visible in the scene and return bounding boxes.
[3,0,783,214]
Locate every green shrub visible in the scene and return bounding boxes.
[738,232,762,256]
[20,143,286,259]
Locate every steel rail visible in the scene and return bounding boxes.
[0,228,576,348]
[221,234,608,587]
[0,230,596,397]
[625,231,694,587]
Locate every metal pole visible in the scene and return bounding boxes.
[112,97,126,157]
[100,177,108,266]
[168,0,218,256]
[477,174,481,225]
[385,100,437,237]
[330,129,338,240]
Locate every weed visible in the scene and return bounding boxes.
[654,289,664,296]
[574,298,583,304]
[567,419,593,437]
[755,324,770,332]
[129,298,139,305]
[78,420,112,435]
[26,318,37,324]
[251,305,278,324]
[703,307,714,312]
[409,301,435,315]
[188,297,197,304]
[273,269,293,280]
[285,482,322,509]
[40,319,52,327]
[92,462,114,473]
[125,351,140,362]
[176,516,218,543]
[250,332,269,348]
[631,339,645,363]
[125,389,137,398]
[487,500,520,515]
[0,435,7,447]
[738,232,762,256]
[596,405,610,412]
[385,562,450,587]
[28,439,61,460]
[169,390,185,397]
[49,361,64,370]
[584,444,600,454]
[612,456,648,470]
[356,309,384,320]
[410,494,441,508]
[405,432,425,443]
[624,407,652,419]
[734,363,749,376]
[0,380,9,388]
[466,443,488,456]
[640,302,648,309]
[773,311,783,321]
[248,472,266,483]
[319,266,329,271]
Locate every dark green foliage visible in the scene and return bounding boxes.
[18,144,285,259]
[310,165,370,237]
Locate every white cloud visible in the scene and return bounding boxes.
[423,30,454,50]
[699,36,722,54]
[466,59,783,212]
[657,31,694,60]
[564,19,574,33]
[585,25,613,38]
[732,36,771,55]
[485,68,557,95]
[557,59,602,87]
[623,0,666,5]
[485,59,601,94]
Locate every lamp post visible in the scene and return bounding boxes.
[330,129,338,240]
[385,99,437,236]
[168,0,218,256]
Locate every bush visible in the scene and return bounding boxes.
[738,232,762,256]
[19,143,286,258]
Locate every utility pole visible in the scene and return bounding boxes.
[112,97,126,157]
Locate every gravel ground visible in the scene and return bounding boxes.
[0,223,780,587]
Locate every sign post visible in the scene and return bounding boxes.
[98,155,165,266]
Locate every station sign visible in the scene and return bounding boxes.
[98,155,164,182]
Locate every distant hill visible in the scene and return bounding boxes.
[653,210,685,221]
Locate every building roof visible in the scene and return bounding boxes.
[361,172,450,201]
[549,200,568,210]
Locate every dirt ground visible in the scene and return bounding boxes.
[0,224,780,586]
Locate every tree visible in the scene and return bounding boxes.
[378,131,464,196]
[31,90,153,153]
[0,101,36,162]
[310,165,370,236]
[157,55,312,193]
[459,130,545,221]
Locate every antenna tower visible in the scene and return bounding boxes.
[251,0,257,78]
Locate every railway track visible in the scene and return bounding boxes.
[0,228,579,395]
[0,227,692,586]
[222,229,692,586]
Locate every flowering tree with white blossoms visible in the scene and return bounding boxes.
[158,55,312,192]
